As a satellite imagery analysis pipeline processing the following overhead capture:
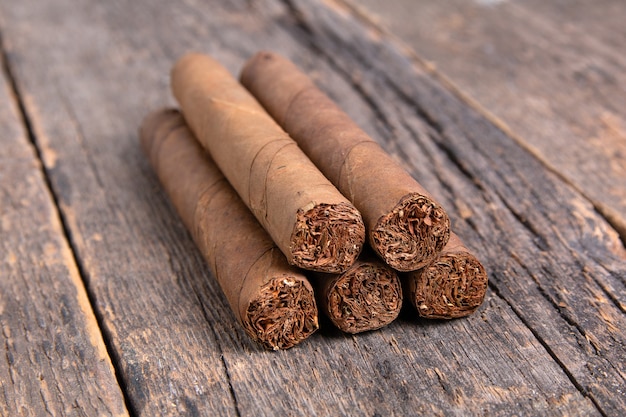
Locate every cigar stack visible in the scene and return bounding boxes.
[140,52,488,351]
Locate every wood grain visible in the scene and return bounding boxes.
[355,0,626,242]
[0,0,623,415]
[0,45,128,416]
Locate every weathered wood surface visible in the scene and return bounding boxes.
[0,0,623,416]
[0,43,128,416]
[356,0,626,242]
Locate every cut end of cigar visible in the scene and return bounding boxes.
[290,202,365,273]
[372,193,450,271]
[243,276,319,350]
[326,262,402,334]
[410,251,488,319]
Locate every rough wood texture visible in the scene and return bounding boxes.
[0,46,128,416]
[0,0,623,415]
[356,0,626,243]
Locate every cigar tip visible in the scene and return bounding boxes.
[326,261,402,333]
[290,202,365,274]
[243,275,319,350]
[371,193,451,271]
[410,251,488,319]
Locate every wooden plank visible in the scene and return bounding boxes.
[355,0,626,242]
[0,0,622,415]
[0,4,241,415]
[0,45,128,416]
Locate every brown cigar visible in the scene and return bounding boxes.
[240,51,450,272]
[140,108,319,350]
[407,234,488,319]
[314,251,402,333]
[171,53,365,274]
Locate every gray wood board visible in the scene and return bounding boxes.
[0,0,623,415]
[0,40,128,416]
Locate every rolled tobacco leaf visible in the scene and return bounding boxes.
[140,108,319,350]
[240,51,450,272]
[407,234,488,319]
[314,251,402,333]
[171,53,365,273]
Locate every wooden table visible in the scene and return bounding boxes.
[1,0,624,415]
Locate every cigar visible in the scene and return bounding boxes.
[240,51,451,272]
[171,53,365,274]
[407,234,488,319]
[140,108,319,350]
[314,251,402,333]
